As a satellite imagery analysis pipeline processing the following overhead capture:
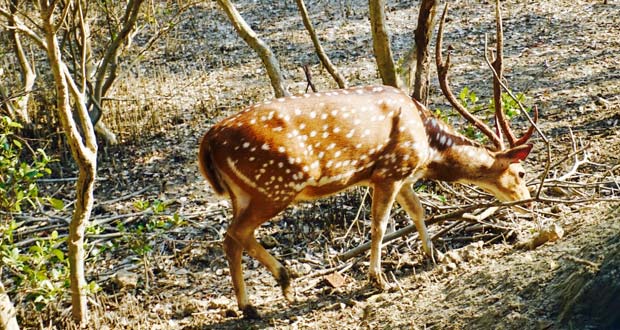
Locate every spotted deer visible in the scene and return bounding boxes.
[198,2,536,319]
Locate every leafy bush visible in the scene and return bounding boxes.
[0,116,55,212]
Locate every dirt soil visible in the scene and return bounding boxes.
[9,0,620,329]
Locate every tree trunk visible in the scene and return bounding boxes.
[217,0,289,97]
[295,0,347,89]
[368,0,398,88]
[412,0,438,104]
[0,281,19,330]
[41,3,98,325]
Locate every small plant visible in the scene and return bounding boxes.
[1,226,69,309]
[455,88,531,142]
[0,116,60,212]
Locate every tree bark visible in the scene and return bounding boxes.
[41,2,98,325]
[216,0,289,97]
[0,280,19,330]
[412,0,437,104]
[295,0,347,89]
[368,0,398,87]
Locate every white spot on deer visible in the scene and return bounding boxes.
[331,109,338,116]
[318,151,325,159]
[249,157,255,161]
[326,160,334,167]
[255,174,261,180]
[353,119,361,125]
[439,135,447,146]
[278,162,283,168]
[273,126,283,132]
[242,142,250,148]
[294,108,302,115]
[333,127,341,133]
[362,129,370,137]
[342,160,351,167]
[334,151,342,158]
[310,111,317,119]
[310,131,317,137]
[322,132,329,138]
[327,143,336,150]
[335,161,343,168]
[250,147,257,152]
[311,161,319,169]
[346,129,355,138]
[261,143,270,150]
[278,146,286,153]
[320,113,328,120]
[283,114,291,122]
[277,176,283,182]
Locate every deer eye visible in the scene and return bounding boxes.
[518,171,525,179]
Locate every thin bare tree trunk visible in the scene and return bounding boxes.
[368,0,398,87]
[217,0,289,97]
[3,0,35,124]
[41,2,98,324]
[0,281,19,330]
[295,0,347,89]
[412,0,437,104]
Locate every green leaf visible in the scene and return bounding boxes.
[52,249,65,262]
[49,198,64,210]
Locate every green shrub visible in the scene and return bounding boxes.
[0,116,57,212]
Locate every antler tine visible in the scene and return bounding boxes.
[487,0,538,148]
[513,105,538,146]
[436,4,503,150]
[490,0,516,147]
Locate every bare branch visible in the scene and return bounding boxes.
[368,0,398,87]
[216,0,289,97]
[296,0,347,89]
[412,0,437,104]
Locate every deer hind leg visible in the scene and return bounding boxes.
[224,192,291,319]
[368,181,402,289]
[396,184,435,260]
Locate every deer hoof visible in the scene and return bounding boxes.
[368,273,389,291]
[242,305,261,319]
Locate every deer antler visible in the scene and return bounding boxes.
[435,4,504,151]
[488,0,538,148]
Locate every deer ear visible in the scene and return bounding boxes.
[497,144,533,163]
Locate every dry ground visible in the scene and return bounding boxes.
[7,0,620,329]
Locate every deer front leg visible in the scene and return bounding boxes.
[396,184,435,261]
[368,181,402,289]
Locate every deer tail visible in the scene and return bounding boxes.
[198,134,227,196]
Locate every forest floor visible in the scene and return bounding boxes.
[8,0,620,329]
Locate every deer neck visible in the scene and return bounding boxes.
[417,112,495,183]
